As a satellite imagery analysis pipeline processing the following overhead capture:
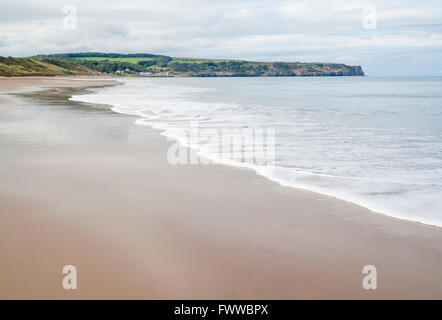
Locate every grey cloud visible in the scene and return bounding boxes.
[0,35,9,47]
[0,0,442,75]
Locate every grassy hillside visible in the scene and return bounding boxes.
[0,56,97,77]
[72,57,157,64]
[23,52,364,77]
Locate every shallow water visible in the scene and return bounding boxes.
[71,76,442,227]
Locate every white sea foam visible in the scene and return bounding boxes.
[71,77,442,227]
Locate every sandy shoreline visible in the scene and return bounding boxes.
[0,76,118,105]
[0,77,441,299]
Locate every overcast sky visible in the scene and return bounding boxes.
[1,0,442,75]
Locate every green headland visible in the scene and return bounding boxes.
[0,52,364,77]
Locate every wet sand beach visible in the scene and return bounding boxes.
[0,77,441,299]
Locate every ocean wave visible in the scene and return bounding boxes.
[71,77,442,227]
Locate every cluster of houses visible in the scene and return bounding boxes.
[114,69,172,77]
[115,68,131,74]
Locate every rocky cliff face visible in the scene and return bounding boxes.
[265,64,364,77]
[193,63,364,77]
[344,65,364,76]
[25,53,365,77]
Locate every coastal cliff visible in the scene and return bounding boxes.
[2,53,364,77]
[194,63,364,77]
